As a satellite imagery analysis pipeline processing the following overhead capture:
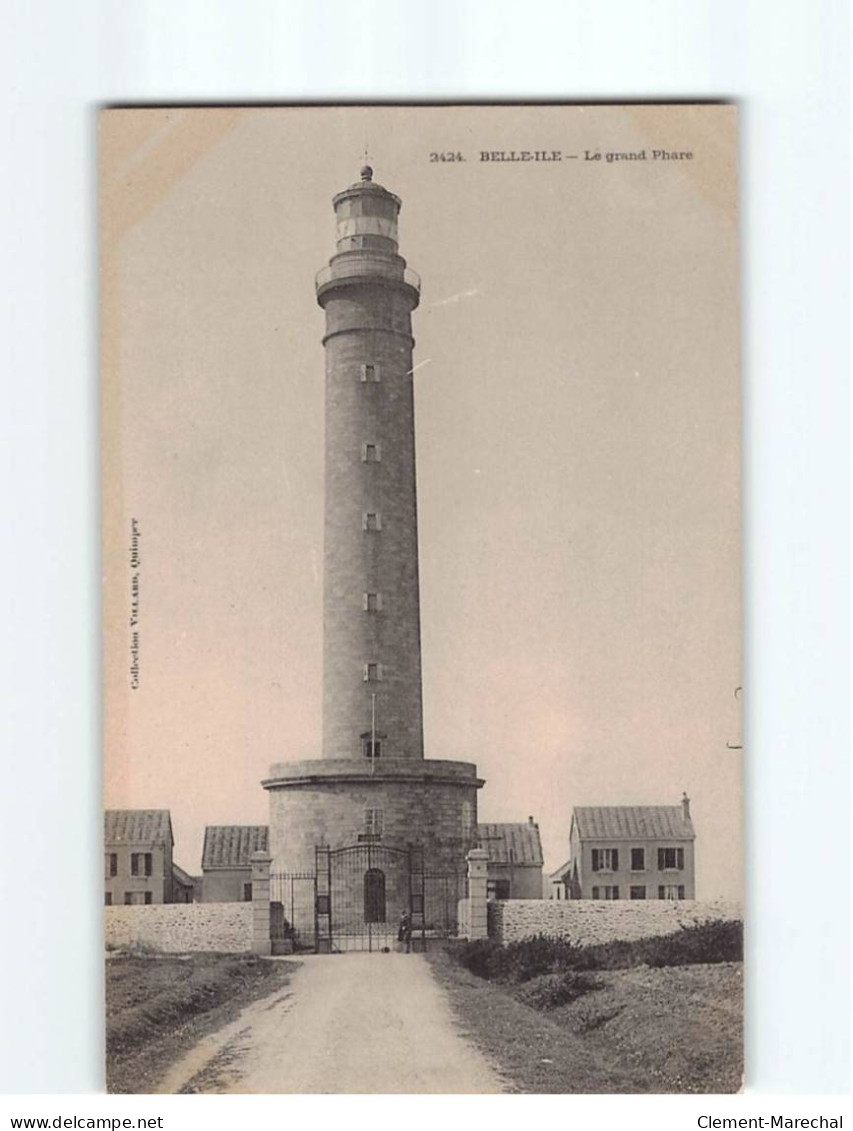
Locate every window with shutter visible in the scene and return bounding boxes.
[592,886,599,900]
[678,885,685,900]
[658,886,665,900]
[659,847,680,870]
[594,848,618,871]
[360,363,380,383]
[363,512,382,531]
[631,848,645,871]
[363,592,382,612]
[612,886,620,900]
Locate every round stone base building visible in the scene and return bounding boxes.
[264,759,482,873]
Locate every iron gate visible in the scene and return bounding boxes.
[423,871,467,939]
[269,872,316,953]
[315,843,426,953]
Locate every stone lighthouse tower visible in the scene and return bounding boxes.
[264,170,482,932]
[317,165,424,764]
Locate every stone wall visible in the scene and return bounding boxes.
[489,899,742,947]
[105,902,253,953]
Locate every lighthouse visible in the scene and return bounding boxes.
[264,169,482,944]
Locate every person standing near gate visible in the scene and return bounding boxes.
[398,910,412,954]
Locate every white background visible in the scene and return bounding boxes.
[0,0,849,1112]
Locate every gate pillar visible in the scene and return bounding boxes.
[315,845,332,953]
[250,850,272,956]
[465,848,489,940]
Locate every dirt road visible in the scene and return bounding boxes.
[158,952,505,1094]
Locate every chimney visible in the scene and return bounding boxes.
[528,815,535,827]
[682,792,691,820]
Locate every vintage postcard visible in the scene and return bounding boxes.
[101,104,742,1093]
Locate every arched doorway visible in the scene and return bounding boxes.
[364,868,386,923]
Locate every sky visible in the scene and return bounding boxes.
[102,105,742,897]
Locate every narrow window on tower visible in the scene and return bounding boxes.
[362,592,383,612]
[361,732,384,759]
[364,808,384,837]
[363,663,384,682]
[461,801,473,840]
[360,363,381,383]
[363,512,382,531]
[361,443,381,463]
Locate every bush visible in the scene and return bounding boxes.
[578,919,743,971]
[454,919,742,981]
[456,935,582,983]
[455,938,505,980]
[519,970,603,1010]
[501,935,583,982]
[642,919,743,967]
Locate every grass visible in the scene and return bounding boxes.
[106,952,295,1093]
[429,922,743,1093]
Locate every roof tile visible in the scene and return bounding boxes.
[202,826,269,869]
[573,806,694,840]
[477,822,543,866]
[104,810,172,846]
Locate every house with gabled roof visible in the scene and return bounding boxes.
[548,859,573,900]
[567,794,696,901]
[104,809,176,905]
[171,861,200,903]
[477,818,544,900]
[201,825,269,903]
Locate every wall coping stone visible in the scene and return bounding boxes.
[263,757,484,790]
